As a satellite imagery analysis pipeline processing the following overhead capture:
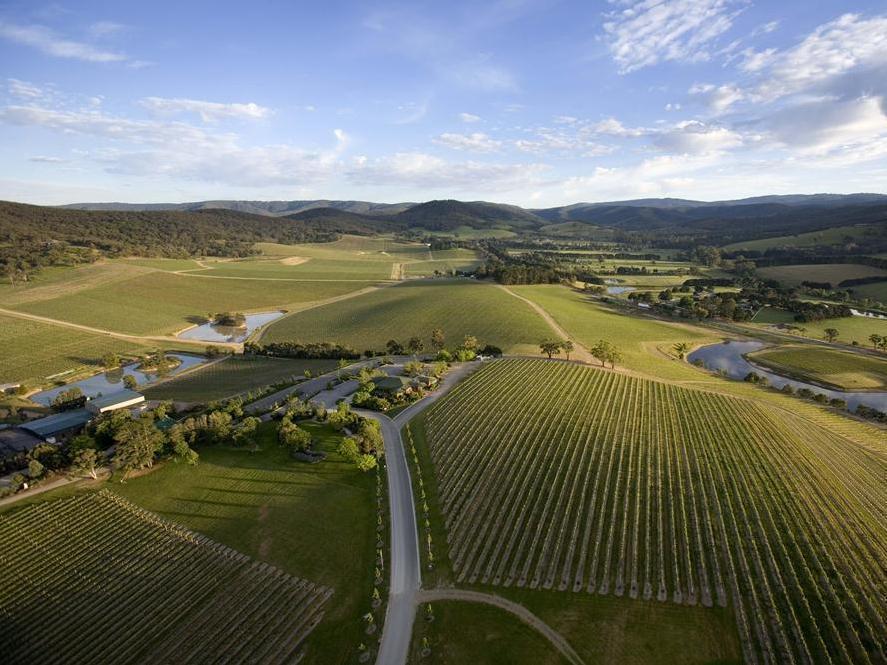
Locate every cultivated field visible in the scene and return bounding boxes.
[143,355,339,402]
[757,263,887,287]
[418,358,886,664]
[0,490,331,664]
[748,345,887,390]
[0,312,140,384]
[10,270,374,335]
[261,280,553,354]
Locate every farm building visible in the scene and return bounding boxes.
[0,425,44,455]
[18,409,92,443]
[86,390,145,414]
[371,375,412,398]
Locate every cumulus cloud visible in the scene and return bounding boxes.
[0,21,127,62]
[434,132,502,152]
[347,152,549,191]
[603,0,745,73]
[140,97,272,122]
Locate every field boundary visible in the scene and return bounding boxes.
[416,588,585,665]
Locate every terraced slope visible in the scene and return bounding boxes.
[420,358,886,664]
[0,491,331,664]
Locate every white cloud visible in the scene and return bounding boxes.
[434,132,502,152]
[653,120,743,153]
[742,14,887,101]
[28,155,67,163]
[603,0,745,73]
[591,117,646,137]
[750,20,780,37]
[88,21,126,38]
[665,103,681,111]
[347,152,549,191]
[140,97,272,122]
[689,82,744,113]
[459,112,481,123]
[0,21,126,62]
[7,78,44,99]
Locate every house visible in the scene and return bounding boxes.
[18,409,92,443]
[371,376,412,399]
[86,390,145,415]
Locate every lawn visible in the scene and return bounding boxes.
[144,355,339,402]
[411,358,884,664]
[261,280,554,355]
[0,313,141,385]
[747,345,887,390]
[409,600,569,665]
[756,263,887,287]
[511,284,716,381]
[11,270,375,335]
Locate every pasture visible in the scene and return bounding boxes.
[756,263,887,287]
[510,284,715,381]
[851,281,887,304]
[722,224,885,252]
[261,280,553,355]
[747,345,887,390]
[0,312,140,384]
[0,490,330,664]
[144,355,339,402]
[750,308,887,347]
[416,358,886,664]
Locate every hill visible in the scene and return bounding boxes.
[61,198,415,217]
[393,199,543,232]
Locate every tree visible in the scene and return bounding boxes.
[461,335,478,352]
[561,340,574,360]
[539,339,563,359]
[173,439,199,465]
[823,328,839,343]
[337,357,350,379]
[113,419,164,480]
[70,448,98,479]
[407,336,425,358]
[386,339,404,355]
[869,334,882,350]
[431,328,445,351]
[337,437,360,463]
[673,342,690,360]
[28,458,44,480]
[123,374,137,390]
[52,386,85,411]
[591,339,621,368]
[279,418,312,452]
[102,352,120,368]
[233,416,260,446]
[404,360,425,377]
[357,454,378,472]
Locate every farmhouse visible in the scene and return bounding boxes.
[86,389,146,414]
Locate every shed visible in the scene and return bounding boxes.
[0,427,44,455]
[371,376,411,396]
[19,409,92,442]
[86,390,145,415]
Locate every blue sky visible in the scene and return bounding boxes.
[1,0,886,206]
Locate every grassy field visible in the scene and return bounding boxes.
[2,421,379,664]
[747,345,887,390]
[193,257,396,280]
[0,490,330,664]
[749,307,887,346]
[413,358,885,664]
[851,281,887,304]
[0,312,141,384]
[511,285,716,381]
[144,356,339,402]
[10,270,374,335]
[409,601,569,665]
[723,224,886,252]
[122,257,205,271]
[756,263,887,287]
[261,280,553,355]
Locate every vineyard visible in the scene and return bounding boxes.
[0,491,331,664]
[420,358,887,664]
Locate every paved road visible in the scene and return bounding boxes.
[365,361,483,665]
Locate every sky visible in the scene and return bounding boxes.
[1,0,886,207]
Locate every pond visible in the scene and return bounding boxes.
[606,286,636,295]
[687,340,887,412]
[31,354,208,406]
[177,311,286,343]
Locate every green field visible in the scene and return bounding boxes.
[0,490,330,664]
[747,345,887,390]
[3,421,379,664]
[0,313,141,384]
[414,358,885,664]
[851,281,887,304]
[10,270,374,335]
[410,601,569,665]
[261,280,554,355]
[723,224,886,252]
[144,356,339,402]
[750,307,887,346]
[194,257,396,280]
[511,284,715,381]
[756,263,887,287]
[122,257,205,271]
